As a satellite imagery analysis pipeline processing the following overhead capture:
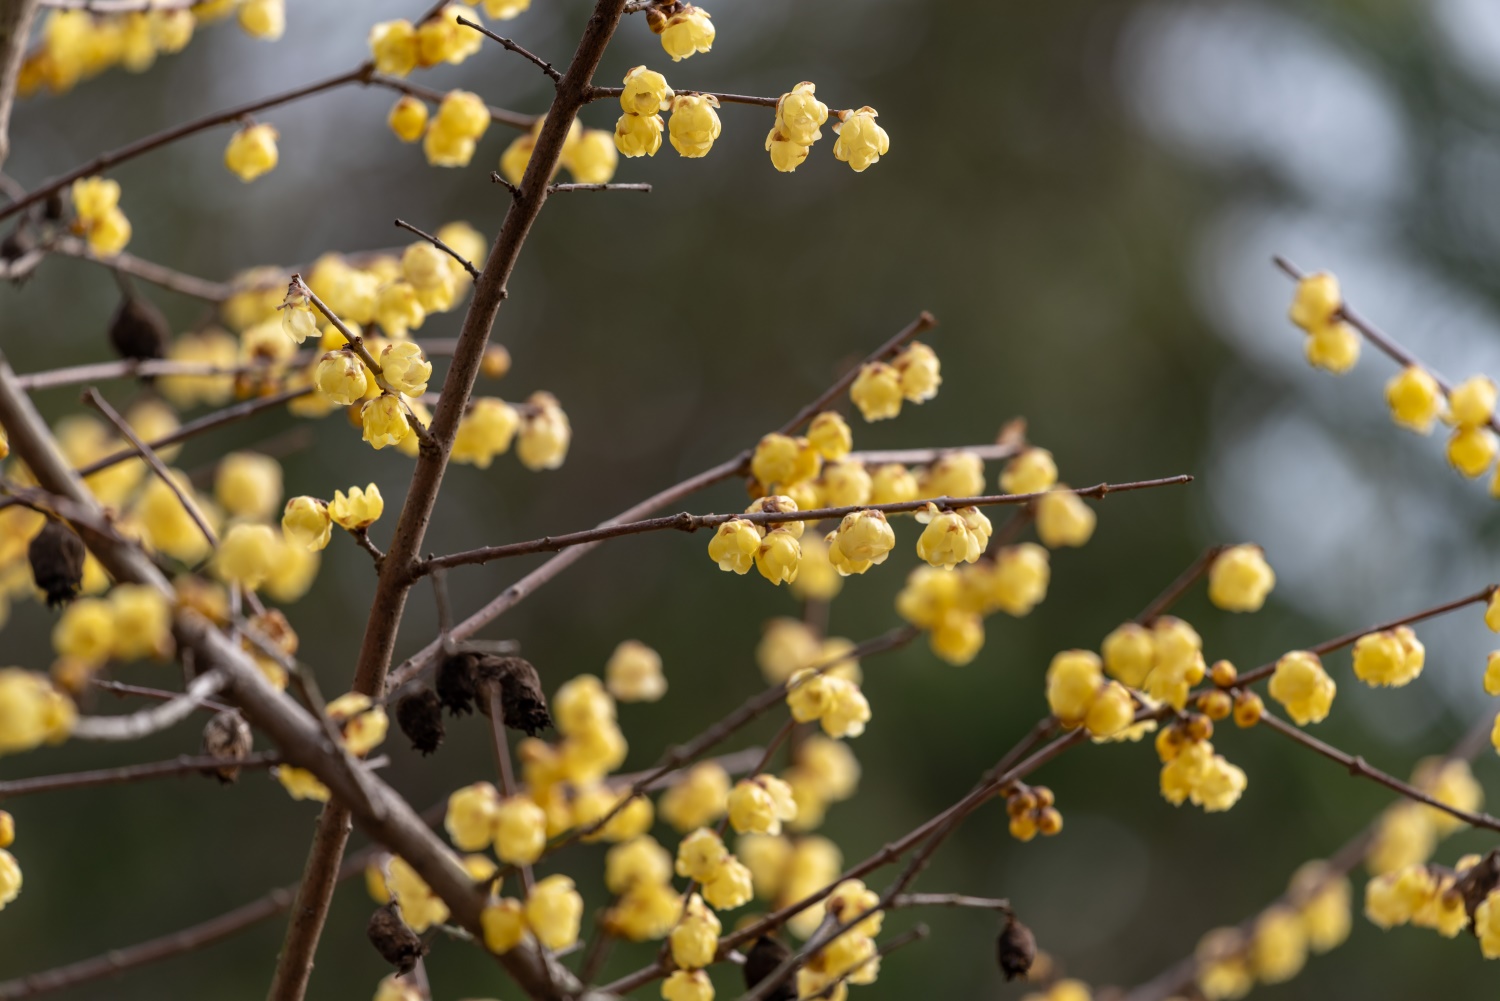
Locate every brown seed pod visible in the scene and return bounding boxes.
[475,655,552,736]
[367,902,426,974]
[996,912,1037,981]
[395,689,444,755]
[201,710,252,784]
[742,935,796,1001]
[108,293,170,363]
[435,651,479,716]
[27,518,87,608]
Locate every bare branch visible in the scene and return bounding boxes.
[457,15,561,81]
[394,218,480,280]
[547,182,652,194]
[0,751,279,800]
[71,670,228,742]
[0,0,38,168]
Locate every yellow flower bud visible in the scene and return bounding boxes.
[828,509,895,573]
[727,775,797,836]
[452,397,520,468]
[1351,627,1424,688]
[667,94,721,158]
[702,855,753,910]
[929,609,984,666]
[1304,322,1359,373]
[1035,488,1095,548]
[868,463,918,504]
[483,0,530,19]
[369,19,419,76]
[362,395,412,450]
[434,88,490,139]
[108,584,171,661]
[920,451,985,499]
[379,341,432,396]
[423,122,477,167]
[621,65,674,114]
[663,970,714,1001]
[606,640,667,702]
[1268,650,1336,725]
[1451,375,1497,428]
[766,127,811,173]
[775,82,828,145]
[275,765,329,802]
[1083,680,1135,738]
[326,692,387,757]
[999,447,1057,495]
[387,95,429,143]
[1101,621,1156,689]
[563,128,618,184]
[417,6,483,66]
[1484,651,1500,695]
[516,392,570,470]
[214,451,282,521]
[224,123,278,182]
[615,112,664,157]
[526,874,583,950]
[314,350,369,406]
[832,107,889,172]
[1046,650,1104,725]
[605,835,674,893]
[444,781,500,851]
[849,362,902,421]
[215,523,278,589]
[893,341,940,402]
[1207,544,1275,613]
[755,529,802,585]
[1288,272,1341,331]
[0,848,20,909]
[657,5,714,61]
[669,893,721,969]
[915,507,983,570]
[494,795,547,863]
[480,897,527,953]
[707,519,759,574]
[329,483,384,530]
[237,0,284,40]
[1385,366,1442,434]
[280,497,331,552]
[1447,425,1496,478]
[159,328,237,407]
[659,764,731,834]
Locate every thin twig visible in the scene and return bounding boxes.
[587,85,781,109]
[48,235,232,300]
[778,312,935,435]
[889,893,1011,912]
[83,386,218,549]
[457,15,561,80]
[394,219,480,280]
[413,474,1195,577]
[1135,545,1227,625]
[91,677,235,715]
[0,752,279,800]
[547,182,652,194]
[71,670,227,741]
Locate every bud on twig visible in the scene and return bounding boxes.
[996,911,1036,981]
[28,518,86,608]
[436,651,479,716]
[201,710,253,784]
[366,902,426,974]
[395,689,445,755]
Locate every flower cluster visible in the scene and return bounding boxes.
[1287,271,1359,374]
[785,667,872,740]
[1004,783,1063,842]
[675,827,755,910]
[367,3,521,80]
[1156,714,1247,813]
[1099,616,1206,710]
[896,543,1051,665]
[646,4,715,61]
[849,342,940,422]
[70,176,131,256]
[274,692,388,802]
[500,116,618,185]
[1365,758,1483,874]
[798,879,886,998]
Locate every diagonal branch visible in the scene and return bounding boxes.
[458,15,561,80]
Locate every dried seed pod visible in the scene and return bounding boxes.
[108,293,170,363]
[201,710,252,784]
[28,518,86,608]
[743,935,796,1001]
[395,689,444,755]
[367,902,426,974]
[476,655,552,736]
[435,651,479,716]
[996,912,1037,981]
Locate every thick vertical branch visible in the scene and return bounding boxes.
[0,0,37,169]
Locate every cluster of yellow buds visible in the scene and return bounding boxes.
[646,3,715,61]
[274,691,388,801]
[605,639,667,702]
[510,675,629,836]
[667,891,719,971]
[481,873,585,953]
[798,879,885,998]
[69,176,131,255]
[224,123,279,182]
[367,4,504,79]
[18,6,205,97]
[849,342,941,421]
[675,827,754,910]
[1266,650,1336,726]
[51,584,172,666]
[421,89,491,168]
[1003,783,1063,841]
[785,667,871,740]
[1287,272,1359,374]
[445,781,548,863]
[602,836,682,941]
[736,833,842,937]
[766,82,829,172]
[1366,757,1483,874]
[501,116,617,185]
[0,669,75,757]
[1106,616,1212,710]
[1044,650,1138,739]
[1366,857,1477,940]
[1444,375,1499,481]
[614,65,673,157]
[726,774,798,835]
[831,107,891,173]
[1192,862,1351,999]
[895,543,1051,665]
[1206,544,1276,612]
[1156,714,1247,813]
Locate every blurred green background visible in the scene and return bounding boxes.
[4,0,1500,997]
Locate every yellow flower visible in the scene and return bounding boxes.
[766,128,811,173]
[436,221,486,279]
[621,65,674,114]
[159,329,238,407]
[452,397,520,468]
[554,674,616,736]
[563,128,618,184]
[52,597,115,662]
[849,361,902,421]
[388,855,448,931]
[483,0,530,19]
[1448,425,1496,477]
[928,609,984,666]
[0,812,12,849]
[775,81,828,145]
[1035,488,1096,548]
[1385,366,1442,433]
[1351,627,1424,688]
[1084,681,1135,738]
[668,94,721,158]
[369,19,418,76]
[669,892,721,968]
[314,350,370,406]
[791,534,843,600]
[498,132,536,186]
[516,392,571,470]
[893,341,940,402]
[755,529,802,585]
[606,835,674,893]
[806,413,853,462]
[215,524,278,589]
[417,6,483,66]
[727,775,798,836]
[480,897,527,953]
[1268,650,1336,725]
[387,96,429,143]
[827,509,895,574]
[1046,650,1104,725]
[1366,802,1436,875]
[606,640,667,702]
[819,461,871,507]
[702,855,753,910]
[1304,322,1360,374]
[1207,544,1275,613]
[1365,864,1435,928]
[1248,906,1306,984]
[663,970,714,1001]
[326,692,387,756]
[574,785,655,842]
[615,112,664,157]
[329,483,384,530]
[526,874,583,950]
[832,107,889,172]
[444,781,500,851]
[224,124,278,182]
[0,670,76,755]
[108,584,171,661]
[1451,375,1497,428]
[237,0,284,39]
[275,765,330,802]
[750,435,820,492]
[915,506,983,570]
[71,177,131,255]
[656,5,714,61]
[0,848,19,910]
[436,87,491,139]
[214,452,282,521]
[362,395,412,450]
[423,122,476,168]
[676,827,729,882]
[820,677,871,739]
[869,463,919,504]
[986,542,1051,616]
[1484,651,1500,695]
[1000,448,1057,495]
[660,763,730,833]
[1289,862,1351,953]
[379,341,432,396]
[494,795,548,864]
[1289,272,1341,331]
[1476,890,1500,958]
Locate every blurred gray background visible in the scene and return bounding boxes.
[3,0,1500,997]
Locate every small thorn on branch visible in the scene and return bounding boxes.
[456,16,561,81]
[394,219,479,280]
